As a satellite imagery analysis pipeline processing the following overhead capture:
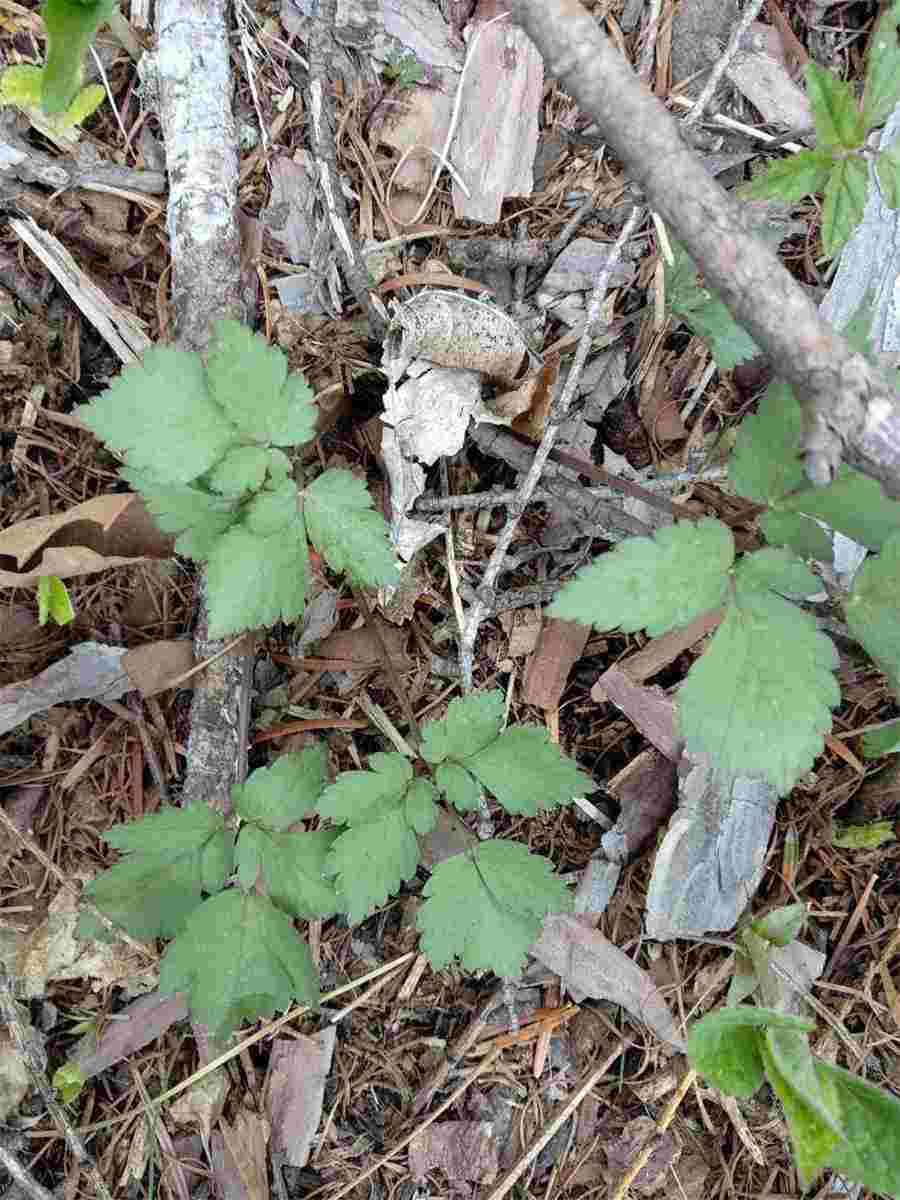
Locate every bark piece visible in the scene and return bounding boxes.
[383,0,464,67]
[523,619,590,709]
[71,991,189,1080]
[373,72,457,196]
[265,1028,336,1168]
[539,238,636,295]
[262,155,316,264]
[592,668,681,762]
[212,1109,269,1200]
[409,1121,499,1182]
[0,644,131,735]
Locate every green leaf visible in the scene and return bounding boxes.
[205,518,309,637]
[832,820,896,849]
[739,150,835,203]
[41,0,116,114]
[679,588,839,794]
[862,722,900,757]
[435,762,483,812]
[822,156,869,257]
[38,575,74,626]
[814,1058,900,1197]
[845,531,900,691]
[726,949,759,1007]
[731,380,804,505]
[464,726,592,816]
[236,826,341,918]
[863,1,900,129]
[52,1061,87,1104]
[550,518,732,635]
[208,447,275,496]
[79,804,233,942]
[665,241,761,369]
[806,61,866,150]
[734,548,819,599]
[405,778,439,834]
[327,811,422,924]
[121,469,239,560]
[876,143,900,209]
[417,840,572,977]
[303,469,399,587]
[687,1007,814,1098]
[317,753,413,825]
[81,347,239,486]
[205,320,317,447]
[750,903,806,947]
[158,889,319,1041]
[782,466,900,551]
[232,747,328,830]
[421,691,505,764]
[760,511,834,562]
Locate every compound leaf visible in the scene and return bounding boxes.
[465,726,592,816]
[232,746,328,831]
[208,447,274,496]
[41,0,116,114]
[80,346,239,486]
[316,752,413,825]
[405,778,439,834]
[421,690,505,763]
[687,1006,813,1098]
[236,826,341,919]
[783,467,900,551]
[807,61,866,150]
[822,156,869,258]
[205,320,317,447]
[845,531,900,692]
[814,1058,900,1197]
[243,480,299,536]
[80,804,232,942]
[665,241,761,369]
[303,469,398,587]
[121,468,238,560]
[760,511,833,562]
[326,810,422,924]
[731,379,804,505]
[435,762,483,812]
[417,840,572,977]
[734,548,819,599]
[863,1,900,130]
[550,518,733,636]
[740,150,835,203]
[159,890,319,1042]
[205,517,309,637]
[679,588,839,794]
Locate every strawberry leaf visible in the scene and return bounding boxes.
[120,469,238,560]
[845,531,900,692]
[739,150,835,203]
[205,516,309,637]
[863,1,900,130]
[232,747,328,830]
[303,469,399,587]
[806,61,866,150]
[822,157,869,257]
[236,827,341,919]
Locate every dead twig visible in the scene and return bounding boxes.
[682,0,767,128]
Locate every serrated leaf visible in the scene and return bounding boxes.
[435,762,483,812]
[876,143,900,209]
[734,548,819,598]
[121,468,239,560]
[243,480,299,535]
[806,61,866,150]
[236,826,341,918]
[205,320,317,447]
[205,518,309,637]
[327,810,422,924]
[421,691,505,763]
[417,840,572,977]
[81,347,239,485]
[232,746,328,830]
[550,518,732,636]
[41,0,116,114]
[760,511,834,562]
[731,380,804,505]
[862,723,900,757]
[405,778,439,834]
[158,890,319,1041]
[761,1028,844,1187]
[739,150,835,203]
[317,752,413,825]
[845,531,900,691]
[782,466,900,551]
[679,588,840,794]
[80,804,232,941]
[303,468,398,587]
[750,903,806,947]
[814,1058,900,1197]
[833,820,896,849]
[208,447,274,496]
[464,726,592,816]
[863,1,900,129]
[687,1006,813,1098]
[822,156,869,257]
[665,242,761,368]
[38,575,74,626]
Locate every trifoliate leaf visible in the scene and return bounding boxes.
[822,156,869,258]
[327,810,422,924]
[421,691,505,764]
[205,320,317,447]
[316,752,413,825]
[863,1,900,130]
[236,826,341,918]
[734,548,820,599]
[121,468,238,560]
[232,746,328,830]
[845,533,900,692]
[806,61,866,150]
[80,804,233,942]
[739,150,835,203]
[783,467,900,551]
[405,778,439,834]
[243,480,299,535]
[208,447,274,496]
[159,890,319,1041]
[760,511,833,562]
[678,588,840,795]
[41,0,116,115]
[731,380,804,505]
[303,469,398,587]
[665,240,761,369]
[687,1006,813,1098]
[876,143,900,209]
[550,518,733,636]
[417,840,572,977]
[833,820,896,849]
[435,762,483,812]
[862,723,900,758]
[38,575,74,626]
[464,726,592,816]
[760,1028,843,1187]
[205,518,309,637]
[813,1058,900,1197]
[80,347,239,485]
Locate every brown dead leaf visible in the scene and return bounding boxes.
[314,622,410,671]
[419,807,474,869]
[0,784,47,872]
[122,640,196,697]
[640,368,687,443]
[373,73,456,197]
[605,1115,682,1195]
[0,494,173,586]
[523,618,590,710]
[265,1027,336,1167]
[592,668,681,762]
[71,991,188,1081]
[214,1109,269,1200]
[604,749,678,861]
[409,1121,499,1183]
[169,1072,231,1142]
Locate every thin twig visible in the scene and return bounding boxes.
[610,1068,697,1200]
[0,1139,56,1200]
[637,0,663,84]
[683,0,766,128]
[458,206,644,688]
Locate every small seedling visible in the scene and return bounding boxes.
[383,50,426,88]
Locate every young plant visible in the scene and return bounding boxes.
[688,905,900,1197]
[78,319,400,636]
[78,692,589,1041]
[383,49,426,88]
[37,575,74,626]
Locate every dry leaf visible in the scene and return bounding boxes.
[523,618,590,709]
[122,640,196,697]
[373,74,456,196]
[383,364,482,465]
[409,1121,499,1183]
[262,155,316,264]
[71,991,189,1081]
[0,1028,31,1121]
[265,1028,336,1167]
[314,623,410,671]
[0,784,48,873]
[214,1109,270,1200]
[591,667,682,762]
[539,237,636,296]
[0,643,131,735]
[170,1072,231,1141]
[605,1115,682,1195]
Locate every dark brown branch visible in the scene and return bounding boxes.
[509,0,900,498]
